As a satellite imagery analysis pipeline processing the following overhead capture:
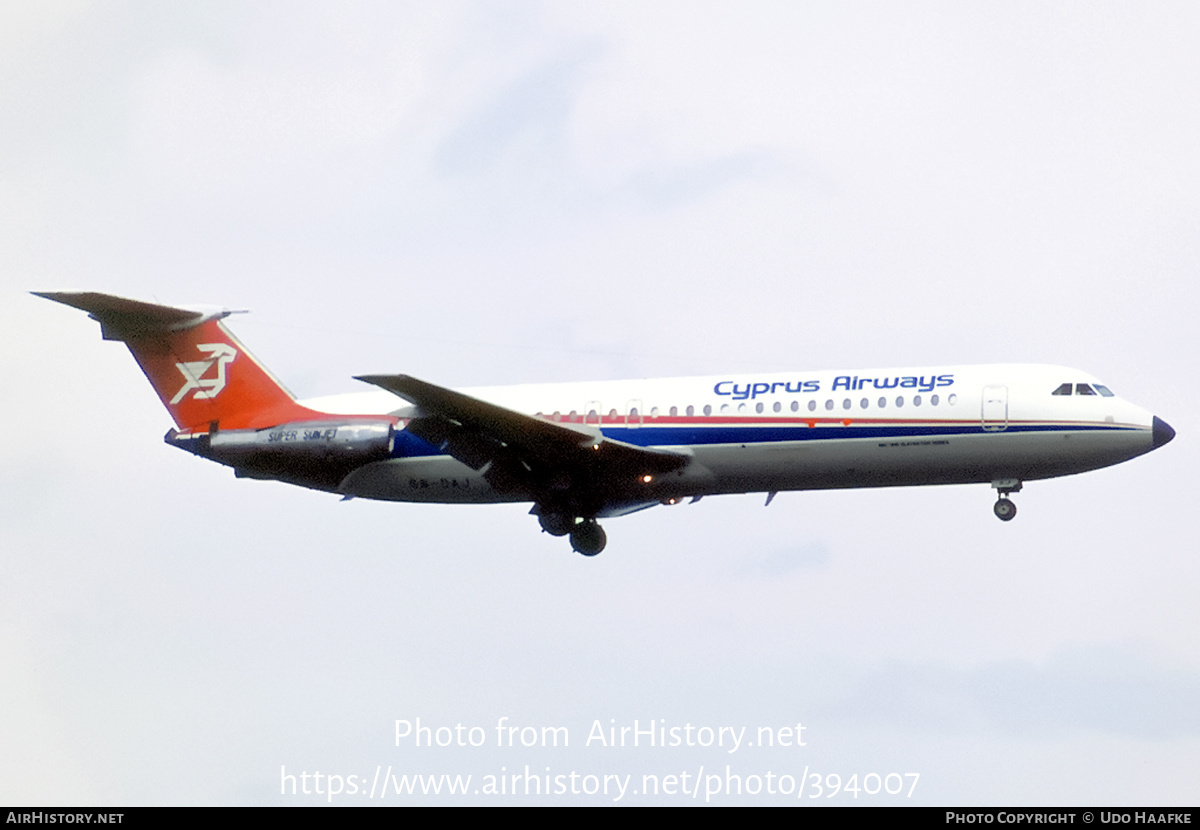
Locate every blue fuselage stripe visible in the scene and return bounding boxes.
[389,422,1138,459]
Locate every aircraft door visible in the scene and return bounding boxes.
[981,385,1008,431]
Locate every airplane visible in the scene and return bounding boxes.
[35,291,1175,556]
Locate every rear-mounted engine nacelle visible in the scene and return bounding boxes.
[165,420,396,491]
[167,419,394,470]
[205,421,395,465]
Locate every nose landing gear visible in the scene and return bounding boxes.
[991,479,1022,522]
[993,498,1017,521]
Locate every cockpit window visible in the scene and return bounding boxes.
[1052,382,1113,397]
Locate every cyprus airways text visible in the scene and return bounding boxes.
[714,373,954,400]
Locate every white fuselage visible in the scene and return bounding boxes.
[303,364,1163,511]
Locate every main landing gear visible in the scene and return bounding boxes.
[537,511,608,556]
[569,520,606,557]
[991,479,1022,522]
[537,512,574,537]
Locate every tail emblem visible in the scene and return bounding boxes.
[170,343,238,404]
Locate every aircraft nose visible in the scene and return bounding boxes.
[1152,416,1176,449]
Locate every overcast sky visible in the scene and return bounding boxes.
[2,1,1198,805]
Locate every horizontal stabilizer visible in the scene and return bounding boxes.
[33,291,231,340]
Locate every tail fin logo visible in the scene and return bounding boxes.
[170,343,238,404]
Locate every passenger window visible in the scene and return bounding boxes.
[895,396,904,408]
[791,401,799,412]
[703,404,711,416]
[755,402,764,414]
[720,404,730,414]
[808,400,816,412]
[860,397,869,409]
[1052,383,1072,396]
[686,405,695,416]
[773,401,782,413]
[931,394,939,406]
[650,407,660,418]
[878,397,886,409]
[842,398,851,410]
[669,406,678,417]
[913,395,922,407]
[608,409,618,421]
[1076,384,1096,396]
[948,393,957,405]
[825,399,834,411]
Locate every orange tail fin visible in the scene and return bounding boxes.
[35,292,327,431]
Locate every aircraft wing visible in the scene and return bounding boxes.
[355,374,689,506]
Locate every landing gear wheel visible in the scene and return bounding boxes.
[538,512,574,537]
[993,498,1017,522]
[569,520,607,556]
